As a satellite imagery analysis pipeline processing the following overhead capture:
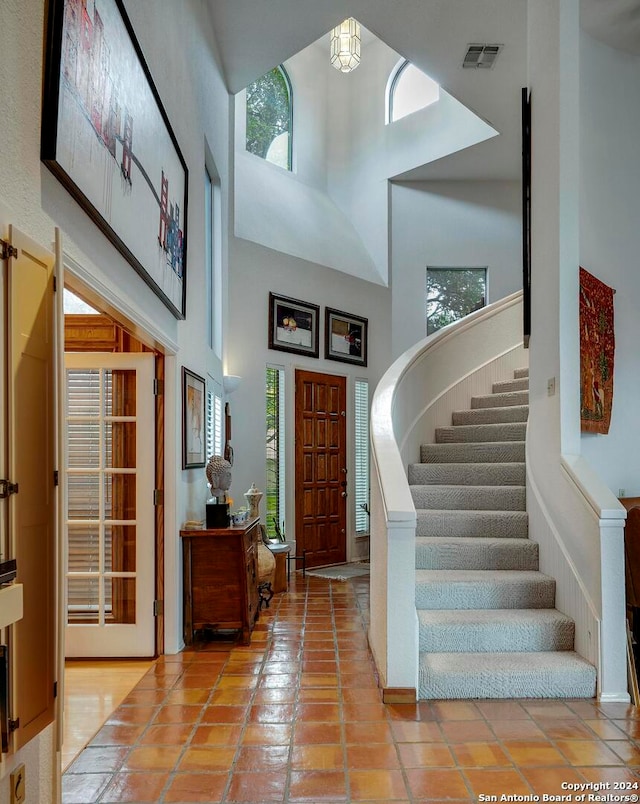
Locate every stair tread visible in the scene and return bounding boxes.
[416,569,553,581]
[418,608,572,624]
[471,391,529,409]
[493,379,529,392]
[416,509,529,539]
[409,462,526,486]
[420,442,525,463]
[452,405,529,425]
[412,484,525,491]
[416,508,529,516]
[412,485,526,511]
[419,651,596,699]
[416,536,534,546]
[419,609,575,654]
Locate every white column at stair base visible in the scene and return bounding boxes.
[599,519,630,702]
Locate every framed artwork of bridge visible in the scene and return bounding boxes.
[41,0,188,319]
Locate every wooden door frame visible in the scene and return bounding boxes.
[294,368,348,568]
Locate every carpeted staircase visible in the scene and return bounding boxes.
[409,367,597,699]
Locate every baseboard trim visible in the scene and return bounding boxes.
[382,687,416,704]
[598,692,631,703]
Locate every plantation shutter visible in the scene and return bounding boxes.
[354,379,369,533]
[66,368,113,613]
[206,389,223,461]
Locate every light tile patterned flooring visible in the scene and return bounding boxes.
[63,573,640,802]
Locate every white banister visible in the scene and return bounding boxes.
[369,291,525,694]
[561,455,629,702]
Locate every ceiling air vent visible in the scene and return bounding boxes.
[463,43,503,69]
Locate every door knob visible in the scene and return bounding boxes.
[341,491,348,498]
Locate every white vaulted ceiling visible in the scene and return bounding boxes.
[206,0,640,181]
[206,0,528,181]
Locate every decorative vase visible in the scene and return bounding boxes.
[244,483,263,520]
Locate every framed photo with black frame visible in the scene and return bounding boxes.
[41,0,188,319]
[268,292,320,358]
[325,307,368,367]
[182,367,206,469]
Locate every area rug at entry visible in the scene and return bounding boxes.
[304,563,370,581]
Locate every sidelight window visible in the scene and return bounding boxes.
[266,366,286,539]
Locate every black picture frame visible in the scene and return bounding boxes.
[522,87,532,348]
[182,367,206,469]
[268,293,320,358]
[41,0,188,319]
[325,307,368,367]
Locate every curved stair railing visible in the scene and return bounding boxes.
[370,288,629,702]
[369,291,527,699]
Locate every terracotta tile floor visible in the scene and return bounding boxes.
[63,573,640,802]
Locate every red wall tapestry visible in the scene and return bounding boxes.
[580,267,615,434]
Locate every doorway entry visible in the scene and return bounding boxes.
[63,291,164,658]
[294,369,347,568]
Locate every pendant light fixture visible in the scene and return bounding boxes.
[330,17,361,73]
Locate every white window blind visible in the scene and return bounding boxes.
[206,389,223,460]
[354,379,369,533]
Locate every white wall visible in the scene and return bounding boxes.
[235,34,499,287]
[390,180,522,357]
[226,236,391,560]
[579,33,640,497]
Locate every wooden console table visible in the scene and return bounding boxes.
[180,518,260,646]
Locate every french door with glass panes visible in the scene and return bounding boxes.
[64,352,155,657]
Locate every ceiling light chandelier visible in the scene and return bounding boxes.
[330,17,361,73]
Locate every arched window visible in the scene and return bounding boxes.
[245,66,292,170]
[387,60,440,123]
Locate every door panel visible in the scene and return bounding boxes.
[295,370,347,568]
[6,226,56,749]
[64,352,155,657]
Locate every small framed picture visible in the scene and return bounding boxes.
[268,293,320,358]
[182,367,206,469]
[325,307,368,367]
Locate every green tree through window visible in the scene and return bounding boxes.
[426,267,487,335]
[246,67,292,170]
[266,366,285,539]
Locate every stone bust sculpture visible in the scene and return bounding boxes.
[206,455,232,501]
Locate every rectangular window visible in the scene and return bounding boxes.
[206,387,223,462]
[266,366,286,540]
[426,266,487,335]
[354,379,369,534]
[205,166,223,357]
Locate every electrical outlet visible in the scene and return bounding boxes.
[10,763,25,804]
[547,377,556,396]
[619,489,626,498]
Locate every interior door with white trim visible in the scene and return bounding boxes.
[64,352,155,657]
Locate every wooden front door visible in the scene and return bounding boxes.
[295,370,347,568]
